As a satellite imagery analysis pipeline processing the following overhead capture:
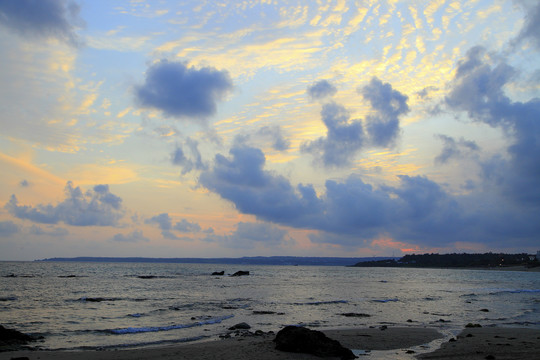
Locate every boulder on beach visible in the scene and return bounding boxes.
[228,322,251,330]
[230,271,250,277]
[274,326,356,360]
[0,325,37,349]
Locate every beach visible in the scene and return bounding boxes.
[1,326,539,360]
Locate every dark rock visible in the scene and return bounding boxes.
[340,313,371,318]
[479,308,490,312]
[228,322,251,330]
[253,310,276,315]
[466,323,482,328]
[274,326,356,360]
[231,271,250,277]
[405,350,415,354]
[212,271,225,276]
[0,325,35,347]
[380,325,388,330]
[485,355,495,360]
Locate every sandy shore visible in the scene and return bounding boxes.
[1,326,538,360]
[417,327,540,360]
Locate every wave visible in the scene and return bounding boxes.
[489,289,540,295]
[372,298,399,303]
[74,297,148,303]
[291,300,348,306]
[104,314,234,335]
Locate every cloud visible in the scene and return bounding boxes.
[134,60,233,120]
[435,134,480,164]
[302,78,409,167]
[5,181,124,226]
[146,213,203,238]
[0,0,83,46]
[0,221,18,237]
[301,102,365,167]
[173,219,201,233]
[445,46,540,205]
[360,77,409,147]
[203,222,288,249]
[171,137,207,174]
[200,145,321,225]
[201,144,540,247]
[257,126,290,151]
[29,225,68,236]
[19,179,30,187]
[146,213,172,230]
[513,1,540,50]
[307,79,337,100]
[112,230,149,243]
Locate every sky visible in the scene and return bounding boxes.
[1,0,539,261]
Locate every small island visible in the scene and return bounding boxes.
[352,252,540,270]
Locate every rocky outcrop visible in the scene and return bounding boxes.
[230,271,250,277]
[0,325,38,350]
[274,326,356,360]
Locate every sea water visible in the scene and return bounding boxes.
[1,261,539,350]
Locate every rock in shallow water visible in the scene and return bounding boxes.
[274,326,356,360]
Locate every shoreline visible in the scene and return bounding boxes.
[1,326,538,360]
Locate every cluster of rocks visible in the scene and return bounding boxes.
[211,270,250,277]
[219,322,274,339]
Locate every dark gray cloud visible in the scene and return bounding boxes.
[200,145,322,225]
[199,144,466,244]
[146,213,203,238]
[302,78,409,167]
[203,221,288,249]
[446,46,540,205]
[112,230,149,243]
[171,137,207,174]
[0,0,83,46]
[199,141,540,248]
[361,77,409,147]
[19,179,29,187]
[173,219,201,233]
[5,182,124,226]
[0,220,18,237]
[301,102,365,167]
[307,79,337,100]
[146,213,172,230]
[135,60,233,119]
[435,134,480,164]
[514,1,540,50]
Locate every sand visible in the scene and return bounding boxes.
[417,327,540,360]
[0,326,538,360]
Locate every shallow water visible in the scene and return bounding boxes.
[1,261,539,350]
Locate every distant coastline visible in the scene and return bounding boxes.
[35,256,396,267]
[352,252,540,271]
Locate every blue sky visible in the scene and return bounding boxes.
[1,0,539,260]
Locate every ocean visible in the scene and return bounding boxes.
[1,261,539,351]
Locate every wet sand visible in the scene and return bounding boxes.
[1,326,538,360]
